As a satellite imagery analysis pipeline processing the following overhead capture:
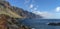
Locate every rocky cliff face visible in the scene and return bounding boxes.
[0,0,42,29]
[0,14,8,29]
[10,6,43,19]
[0,1,22,18]
[0,0,43,19]
[0,14,31,29]
[0,1,31,29]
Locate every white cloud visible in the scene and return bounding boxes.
[29,5,38,12]
[33,5,38,10]
[32,10,60,19]
[56,7,60,12]
[33,8,37,11]
[32,11,53,18]
[27,4,34,12]
[29,4,34,9]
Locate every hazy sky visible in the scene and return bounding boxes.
[6,0,60,19]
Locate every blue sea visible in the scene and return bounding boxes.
[21,19,60,29]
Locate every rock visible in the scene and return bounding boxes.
[0,0,43,19]
[0,14,10,29]
[0,0,42,29]
[0,14,31,29]
[48,22,60,26]
[11,6,43,19]
[20,25,31,29]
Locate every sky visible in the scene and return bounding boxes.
[6,0,60,19]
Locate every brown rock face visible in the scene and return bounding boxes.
[0,14,10,29]
[0,0,38,29]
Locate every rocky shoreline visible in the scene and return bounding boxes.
[0,0,42,29]
[0,14,32,29]
[0,0,32,29]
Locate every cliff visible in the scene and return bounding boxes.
[0,1,22,18]
[0,0,42,29]
[10,6,43,19]
[0,0,42,19]
[0,14,31,29]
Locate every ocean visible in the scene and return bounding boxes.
[21,19,60,29]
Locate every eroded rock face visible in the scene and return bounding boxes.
[0,14,31,29]
[0,14,9,29]
[0,0,36,29]
[0,14,19,29]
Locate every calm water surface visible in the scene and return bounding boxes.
[21,19,60,29]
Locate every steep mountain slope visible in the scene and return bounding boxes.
[0,0,43,29]
[0,0,42,19]
[10,6,43,19]
[0,1,22,18]
[0,14,31,29]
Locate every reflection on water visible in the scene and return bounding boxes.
[31,28,35,29]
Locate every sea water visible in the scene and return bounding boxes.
[21,19,60,29]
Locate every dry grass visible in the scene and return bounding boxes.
[0,5,23,18]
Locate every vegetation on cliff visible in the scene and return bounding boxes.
[0,0,43,29]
